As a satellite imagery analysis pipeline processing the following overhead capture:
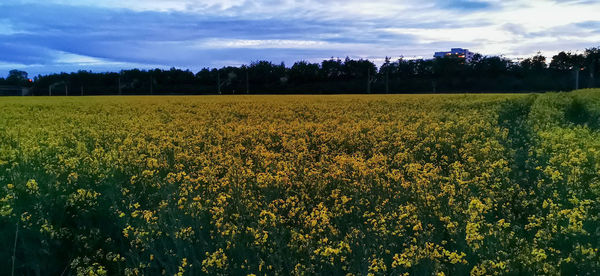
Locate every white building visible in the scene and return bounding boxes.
[434,48,476,62]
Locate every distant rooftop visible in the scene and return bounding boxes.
[434,48,476,62]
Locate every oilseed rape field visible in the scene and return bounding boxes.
[1,90,600,275]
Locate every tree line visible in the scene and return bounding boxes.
[1,47,599,95]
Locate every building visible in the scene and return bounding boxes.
[434,48,475,62]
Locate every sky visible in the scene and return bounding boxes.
[1,0,600,77]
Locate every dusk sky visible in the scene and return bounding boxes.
[1,0,600,77]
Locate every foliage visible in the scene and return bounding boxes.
[1,90,600,275]
[4,46,599,95]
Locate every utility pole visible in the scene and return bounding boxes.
[575,69,579,90]
[81,85,83,96]
[217,71,222,95]
[150,76,153,95]
[385,69,389,94]
[118,76,122,95]
[367,69,371,94]
[591,64,596,88]
[246,68,249,94]
[49,81,67,96]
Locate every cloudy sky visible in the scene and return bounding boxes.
[1,0,600,76]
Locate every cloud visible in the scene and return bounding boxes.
[575,21,600,31]
[436,0,493,10]
[0,3,426,70]
[0,0,599,76]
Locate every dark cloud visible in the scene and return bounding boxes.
[0,41,54,65]
[0,3,428,71]
[575,21,600,31]
[519,21,600,40]
[2,1,598,76]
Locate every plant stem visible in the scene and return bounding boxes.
[11,222,19,276]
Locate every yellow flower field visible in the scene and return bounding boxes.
[1,91,599,275]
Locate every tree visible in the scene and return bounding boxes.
[290,61,320,84]
[472,56,510,75]
[549,51,585,89]
[249,61,281,91]
[6,69,29,85]
[196,68,213,85]
[216,67,238,94]
[380,57,392,93]
[585,47,600,87]
[520,53,547,71]
[320,58,344,80]
[550,52,584,71]
[550,52,573,71]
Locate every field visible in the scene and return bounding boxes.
[1,90,600,275]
